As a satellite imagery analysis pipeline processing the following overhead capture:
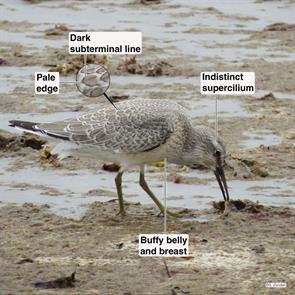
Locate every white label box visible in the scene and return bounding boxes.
[69,32,142,55]
[139,234,189,257]
[200,72,255,95]
[35,72,59,95]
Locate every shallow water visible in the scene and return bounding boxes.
[188,98,250,118]
[0,157,294,219]
[1,0,294,64]
[241,130,282,149]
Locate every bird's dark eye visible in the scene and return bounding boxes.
[214,150,221,157]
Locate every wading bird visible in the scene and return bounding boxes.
[9,99,230,216]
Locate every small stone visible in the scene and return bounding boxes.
[102,163,120,172]
[115,242,124,249]
[174,175,182,184]
[251,245,265,254]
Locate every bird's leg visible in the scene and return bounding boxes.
[115,169,126,216]
[139,170,164,213]
[139,166,181,217]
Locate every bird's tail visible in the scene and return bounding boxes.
[9,120,70,141]
[9,120,40,132]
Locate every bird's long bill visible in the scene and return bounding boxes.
[214,167,230,202]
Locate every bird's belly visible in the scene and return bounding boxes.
[53,140,182,167]
[70,146,121,163]
[119,144,182,167]
[69,147,163,167]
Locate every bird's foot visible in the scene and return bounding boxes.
[116,209,126,217]
[221,200,231,218]
[158,209,189,218]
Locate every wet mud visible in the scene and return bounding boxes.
[0,202,294,294]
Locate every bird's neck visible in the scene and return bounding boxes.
[180,127,207,165]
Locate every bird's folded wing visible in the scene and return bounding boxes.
[38,110,174,153]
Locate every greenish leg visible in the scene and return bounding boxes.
[139,166,182,217]
[115,170,126,216]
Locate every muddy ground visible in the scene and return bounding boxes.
[0,202,294,295]
[0,0,295,294]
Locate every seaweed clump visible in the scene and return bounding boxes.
[117,57,173,76]
[0,133,46,151]
[213,199,264,214]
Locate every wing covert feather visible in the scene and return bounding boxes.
[38,100,181,153]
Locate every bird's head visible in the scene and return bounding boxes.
[187,126,230,202]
